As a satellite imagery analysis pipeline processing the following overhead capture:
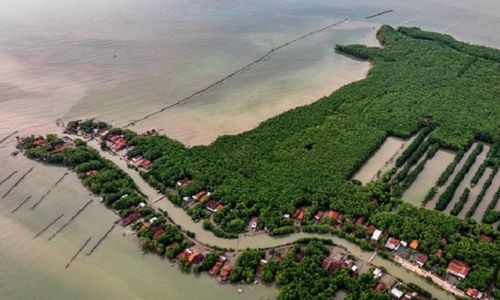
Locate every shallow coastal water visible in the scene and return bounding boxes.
[1,0,499,299]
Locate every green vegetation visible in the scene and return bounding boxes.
[20,135,144,212]
[229,249,264,283]
[450,188,470,216]
[470,161,488,186]
[466,168,498,218]
[422,187,437,206]
[128,26,499,234]
[435,144,484,210]
[395,128,431,168]
[437,150,465,187]
[275,241,392,300]
[482,187,500,224]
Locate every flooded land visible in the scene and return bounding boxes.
[353,137,410,184]
[472,169,500,222]
[1,0,500,299]
[425,144,478,210]
[403,150,455,207]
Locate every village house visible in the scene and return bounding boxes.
[120,212,141,226]
[192,191,207,201]
[314,211,324,223]
[409,240,419,250]
[208,256,227,276]
[205,199,224,213]
[51,143,66,154]
[466,288,483,299]
[390,287,404,299]
[176,178,191,188]
[131,156,144,166]
[292,208,305,226]
[371,229,382,242]
[479,234,492,242]
[416,253,427,268]
[85,170,98,177]
[325,210,344,224]
[249,217,259,231]
[177,249,204,265]
[138,159,152,171]
[447,259,470,280]
[220,264,232,281]
[375,282,386,293]
[255,259,268,277]
[385,237,401,251]
[373,268,383,280]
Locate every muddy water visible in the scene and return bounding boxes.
[0,146,275,300]
[425,144,477,210]
[403,150,455,207]
[454,145,490,218]
[1,0,500,299]
[472,168,500,222]
[353,137,408,184]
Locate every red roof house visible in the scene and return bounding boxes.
[85,170,98,177]
[416,253,428,267]
[447,259,470,279]
[220,265,232,281]
[375,282,386,293]
[466,288,483,299]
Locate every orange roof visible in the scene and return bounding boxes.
[220,265,232,281]
[292,209,305,220]
[447,259,470,278]
[409,240,419,250]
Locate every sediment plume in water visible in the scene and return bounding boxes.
[86,224,116,256]
[11,195,32,214]
[33,214,64,239]
[48,200,93,241]
[1,167,34,199]
[123,18,349,128]
[65,237,92,269]
[30,172,68,210]
[365,9,394,19]
[0,131,18,145]
[0,171,18,187]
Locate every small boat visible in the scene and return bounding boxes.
[237,288,244,294]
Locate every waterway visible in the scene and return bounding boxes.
[1,0,500,299]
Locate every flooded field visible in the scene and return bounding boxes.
[455,145,490,218]
[1,0,500,298]
[472,169,500,222]
[425,144,477,210]
[353,137,410,184]
[402,150,455,207]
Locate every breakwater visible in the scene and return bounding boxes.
[48,200,93,241]
[2,167,34,199]
[123,18,349,128]
[30,172,68,209]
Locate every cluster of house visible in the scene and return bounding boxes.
[284,208,345,226]
[27,136,71,155]
[367,224,492,299]
[182,188,225,214]
[129,155,152,171]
